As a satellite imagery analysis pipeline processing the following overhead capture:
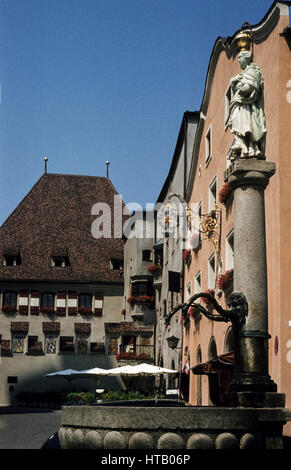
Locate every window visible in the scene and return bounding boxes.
[78,293,92,309]
[27,336,42,353]
[41,293,55,308]
[208,254,216,289]
[120,335,136,354]
[186,283,191,301]
[208,337,217,360]
[224,327,234,353]
[226,230,234,270]
[142,250,152,262]
[3,291,17,307]
[131,281,147,296]
[154,247,163,267]
[77,339,88,354]
[45,336,57,354]
[3,255,21,266]
[110,259,124,270]
[52,256,70,267]
[205,126,212,165]
[208,177,217,212]
[59,336,74,353]
[194,272,201,294]
[196,346,202,406]
[12,334,25,354]
[224,84,233,128]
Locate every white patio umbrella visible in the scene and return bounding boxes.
[131,363,178,376]
[105,365,137,376]
[105,363,177,376]
[72,366,108,378]
[70,367,109,390]
[43,368,81,383]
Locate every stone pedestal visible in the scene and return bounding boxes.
[225,159,277,397]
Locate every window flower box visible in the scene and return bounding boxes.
[147,264,162,276]
[116,352,151,361]
[218,182,232,205]
[217,269,234,292]
[2,305,17,313]
[126,296,154,307]
[78,307,93,316]
[41,307,56,315]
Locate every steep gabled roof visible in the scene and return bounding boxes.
[0,173,126,283]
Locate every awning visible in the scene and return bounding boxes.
[191,351,234,375]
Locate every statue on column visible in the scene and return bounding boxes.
[227,26,267,159]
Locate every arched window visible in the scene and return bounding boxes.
[208,337,219,406]
[41,293,55,308]
[224,327,234,353]
[208,336,217,360]
[196,346,202,406]
[78,293,92,309]
[3,291,17,307]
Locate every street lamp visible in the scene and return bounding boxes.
[166,334,181,350]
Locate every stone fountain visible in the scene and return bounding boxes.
[58,26,291,450]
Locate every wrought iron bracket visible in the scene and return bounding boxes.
[165,291,248,333]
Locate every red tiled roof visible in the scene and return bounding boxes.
[0,174,126,283]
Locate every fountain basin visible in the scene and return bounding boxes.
[58,401,291,449]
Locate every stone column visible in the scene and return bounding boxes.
[224,159,283,404]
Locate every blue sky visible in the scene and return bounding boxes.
[0,0,279,224]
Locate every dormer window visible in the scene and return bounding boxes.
[52,256,70,267]
[51,248,69,267]
[3,255,21,266]
[2,247,21,266]
[110,259,124,270]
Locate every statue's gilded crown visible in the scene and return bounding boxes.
[234,23,253,52]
